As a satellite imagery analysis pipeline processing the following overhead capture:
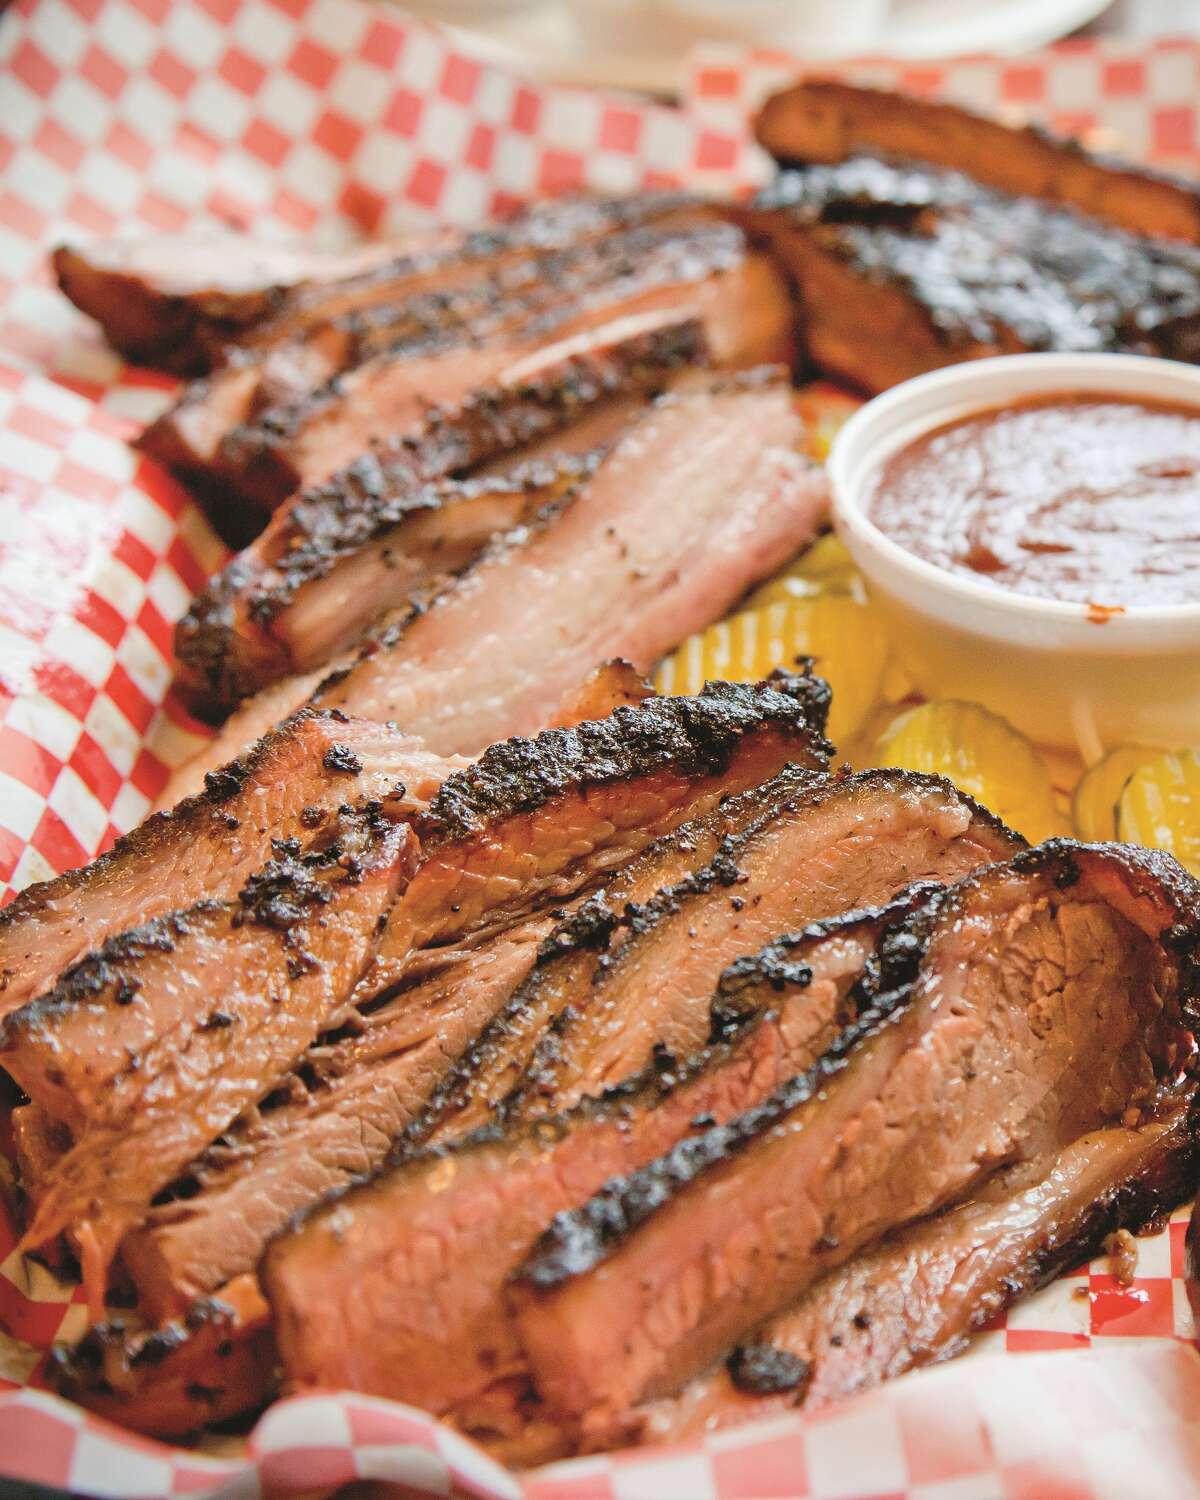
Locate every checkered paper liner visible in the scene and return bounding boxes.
[2,2,1200,1495]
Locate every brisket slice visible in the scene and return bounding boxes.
[634,1105,1200,1447]
[508,768,1024,1121]
[311,373,830,755]
[141,212,715,484]
[261,895,914,1423]
[119,912,557,1323]
[50,232,440,373]
[754,79,1200,245]
[167,315,700,725]
[362,673,831,1001]
[52,1274,274,1440]
[743,157,1200,394]
[231,192,702,358]
[0,710,452,1017]
[56,192,697,373]
[3,809,414,1311]
[207,228,791,507]
[509,842,1200,1432]
[175,454,594,713]
[410,768,826,1151]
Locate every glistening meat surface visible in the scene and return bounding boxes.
[4,809,414,1311]
[141,210,716,483]
[176,455,595,713]
[312,374,830,755]
[58,192,698,372]
[753,78,1200,244]
[261,897,909,1427]
[508,768,1024,1120]
[634,1106,1200,1446]
[508,842,1200,1433]
[411,767,822,1151]
[357,673,831,1002]
[206,226,790,506]
[168,314,700,726]
[120,913,557,1323]
[0,710,450,1017]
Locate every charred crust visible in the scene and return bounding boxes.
[515,1019,863,1288]
[727,1343,812,1396]
[421,673,833,840]
[0,706,351,949]
[0,905,218,1045]
[755,156,1200,361]
[517,841,1196,1289]
[536,894,619,963]
[235,857,333,931]
[215,222,724,501]
[322,743,363,775]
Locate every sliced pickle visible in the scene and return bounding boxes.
[744,532,862,610]
[1072,745,1162,842]
[655,595,889,747]
[875,698,1066,844]
[1117,751,1200,875]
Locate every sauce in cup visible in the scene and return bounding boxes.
[867,393,1200,608]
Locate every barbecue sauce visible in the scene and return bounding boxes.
[868,393,1200,607]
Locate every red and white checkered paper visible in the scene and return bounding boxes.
[3,3,1200,1495]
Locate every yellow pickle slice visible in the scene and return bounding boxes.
[875,699,1066,844]
[744,532,862,609]
[655,594,889,747]
[1072,745,1162,842]
[1117,751,1200,876]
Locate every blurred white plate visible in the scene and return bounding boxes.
[395,0,1114,95]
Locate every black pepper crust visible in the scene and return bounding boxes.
[174,303,707,711]
[420,672,833,841]
[711,876,947,1037]
[514,765,1022,1103]
[515,841,1200,1289]
[215,220,733,496]
[403,765,827,1149]
[0,706,373,985]
[271,872,929,1256]
[0,802,392,1045]
[726,1342,812,1396]
[752,156,1200,360]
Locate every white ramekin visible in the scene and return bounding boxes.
[827,353,1200,758]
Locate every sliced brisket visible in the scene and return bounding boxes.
[139,219,723,492]
[175,454,594,713]
[0,710,452,1017]
[509,843,1200,1432]
[3,808,414,1310]
[410,769,822,1151]
[57,192,698,373]
[362,673,831,1000]
[310,373,829,754]
[120,913,556,1322]
[200,226,791,507]
[167,313,700,724]
[261,897,910,1423]
[634,1105,1200,1446]
[744,157,1200,393]
[754,79,1200,245]
[507,768,1024,1121]
[51,232,437,373]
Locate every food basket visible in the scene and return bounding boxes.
[2,4,1200,1495]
